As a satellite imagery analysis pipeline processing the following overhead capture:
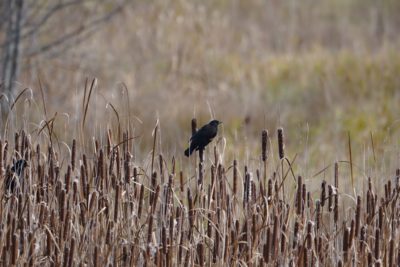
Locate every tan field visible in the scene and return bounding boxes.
[1,1,400,266]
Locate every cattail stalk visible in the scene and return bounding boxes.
[71,139,76,171]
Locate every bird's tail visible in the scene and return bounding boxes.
[184,148,192,157]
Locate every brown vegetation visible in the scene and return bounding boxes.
[0,119,399,266]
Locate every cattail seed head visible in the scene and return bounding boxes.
[262,130,268,162]
[277,128,285,159]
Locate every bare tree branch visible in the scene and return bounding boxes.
[22,0,83,40]
[26,3,124,58]
[1,0,24,96]
[0,0,127,97]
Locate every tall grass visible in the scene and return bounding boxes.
[0,103,399,266]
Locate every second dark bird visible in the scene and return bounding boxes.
[4,159,29,193]
[184,120,222,157]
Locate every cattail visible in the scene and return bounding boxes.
[262,130,268,161]
[147,215,154,251]
[122,132,127,156]
[251,180,257,204]
[124,152,130,184]
[343,227,349,261]
[355,196,361,236]
[46,228,52,256]
[374,228,380,261]
[251,213,257,247]
[3,141,8,168]
[63,205,70,241]
[71,139,76,171]
[114,184,120,222]
[158,154,164,183]
[277,128,284,159]
[59,189,66,222]
[97,149,104,189]
[17,194,23,220]
[272,215,279,253]
[93,246,99,266]
[233,160,237,195]
[68,238,75,267]
[150,172,157,205]
[151,185,160,214]
[306,221,313,250]
[105,222,112,246]
[396,168,400,191]
[80,165,87,201]
[0,140,3,178]
[62,245,69,267]
[28,232,35,267]
[320,180,326,207]
[115,147,120,179]
[179,171,184,192]
[187,188,194,238]
[302,184,307,215]
[20,130,26,155]
[11,233,18,265]
[81,153,88,178]
[207,213,212,240]
[267,179,272,204]
[334,162,339,188]
[296,176,302,215]
[334,190,339,224]
[293,221,299,249]
[263,239,269,263]
[223,234,229,263]
[359,225,366,253]
[243,172,250,206]
[378,206,384,231]
[169,213,174,248]
[388,238,394,267]
[191,118,197,135]
[109,149,115,177]
[315,200,321,230]
[316,236,323,262]
[15,132,20,155]
[161,225,167,255]
[328,185,333,211]
[19,220,24,245]
[65,165,71,193]
[349,220,355,248]
[197,242,204,266]
[384,183,389,200]
[138,184,144,219]
[72,181,78,205]
[281,224,286,253]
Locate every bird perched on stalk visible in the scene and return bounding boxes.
[184,120,222,157]
[4,159,29,193]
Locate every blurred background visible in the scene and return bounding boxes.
[1,0,400,177]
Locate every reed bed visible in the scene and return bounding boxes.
[0,124,399,267]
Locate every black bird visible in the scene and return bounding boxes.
[5,159,29,193]
[184,120,222,157]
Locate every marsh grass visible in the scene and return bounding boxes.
[0,91,399,266]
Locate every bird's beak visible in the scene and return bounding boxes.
[219,121,223,125]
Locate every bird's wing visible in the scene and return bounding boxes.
[190,124,211,141]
